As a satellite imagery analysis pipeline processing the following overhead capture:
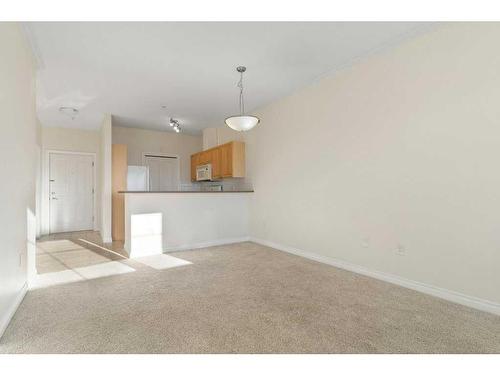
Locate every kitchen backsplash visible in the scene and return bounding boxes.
[180,179,253,192]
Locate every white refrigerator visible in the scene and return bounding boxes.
[127,166,150,191]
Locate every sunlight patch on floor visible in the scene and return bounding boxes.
[30,269,82,289]
[134,254,192,270]
[30,261,135,289]
[37,239,84,253]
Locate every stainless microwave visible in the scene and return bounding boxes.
[196,164,212,181]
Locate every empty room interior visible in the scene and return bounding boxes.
[1,20,500,356]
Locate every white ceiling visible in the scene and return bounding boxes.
[26,22,433,134]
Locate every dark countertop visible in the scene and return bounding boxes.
[118,190,254,194]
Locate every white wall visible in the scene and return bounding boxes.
[0,23,38,336]
[100,114,113,243]
[112,126,202,184]
[202,126,243,150]
[202,128,217,150]
[40,127,102,234]
[244,23,500,306]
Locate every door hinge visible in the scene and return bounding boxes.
[92,188,95,194]
[92,161,94,167]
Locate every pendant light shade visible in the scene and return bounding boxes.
[225,66,260,131]
[225,115,260,132]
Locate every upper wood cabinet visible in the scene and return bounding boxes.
[190,153,199,181]
[211,147,222,179]
[219,142,232,177]
[198,150,211,165]
[191,141,245,180]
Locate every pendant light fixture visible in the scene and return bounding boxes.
[225,66,260,131]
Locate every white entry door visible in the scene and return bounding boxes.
[49,153,95,233]
[144,155,179,191]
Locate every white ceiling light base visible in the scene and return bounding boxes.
[225,115,260,132]
[59,106,79,120]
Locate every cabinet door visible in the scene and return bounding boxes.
[191,154,199,181]
[199,150,211,165]
[211,147,222,178]
[231,141,245,178]
[220,143,233,177]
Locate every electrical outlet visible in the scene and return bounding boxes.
[395,244,406,256]
[362,237,370,248]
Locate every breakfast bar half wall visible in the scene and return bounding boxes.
[121,191,253,258]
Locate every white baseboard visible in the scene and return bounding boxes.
[0,282,28,339]
[164,236,251,253]
[250,237,500,316]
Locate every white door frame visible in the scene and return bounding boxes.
[42,150,97,235]
[141,152,181,190]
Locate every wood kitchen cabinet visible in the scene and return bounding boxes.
[211,147,222,178]
[198,150,211,165]
[228,141,245,178]
[219,142,233,177]
[190,153,199,181]
[191,141,245,181]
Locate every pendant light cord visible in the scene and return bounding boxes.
[238,70,245,115]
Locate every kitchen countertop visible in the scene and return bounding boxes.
[118,190,254,193]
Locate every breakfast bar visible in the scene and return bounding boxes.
[120,191,253,258]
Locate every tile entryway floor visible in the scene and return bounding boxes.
[33,231,130,289]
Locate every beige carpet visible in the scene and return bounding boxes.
[1,237,499,353]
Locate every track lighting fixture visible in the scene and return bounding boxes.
[169,118,181,133]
